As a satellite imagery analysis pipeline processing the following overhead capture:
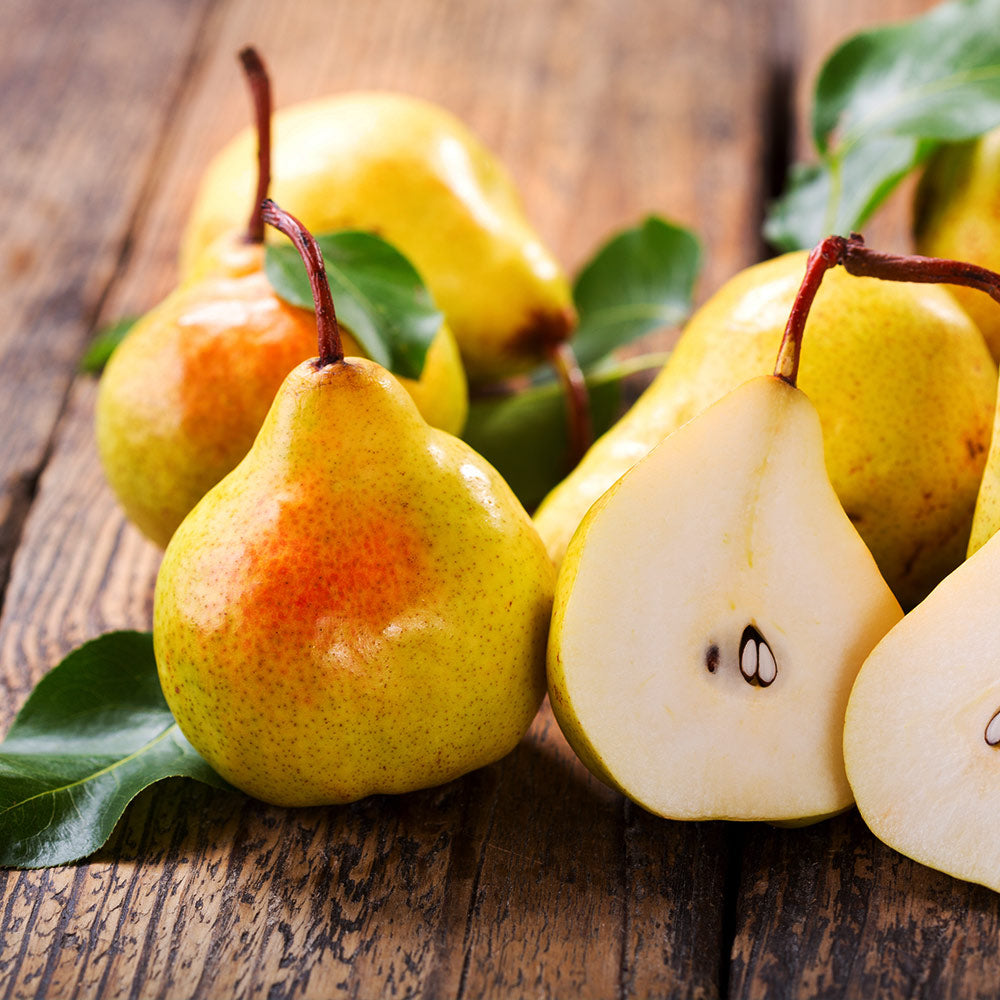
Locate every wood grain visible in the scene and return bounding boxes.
[1,0,994,997]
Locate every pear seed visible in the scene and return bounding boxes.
[739,624,776,688]
[986,709,1000,747]
[705,645,720,673]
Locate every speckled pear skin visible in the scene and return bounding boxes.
[179,92,575,380]
[153,357,554,806]
[535,253,997,608]
[914,127,1000,360]
[97,235,467,549]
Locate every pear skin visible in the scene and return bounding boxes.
[179,92,575,380]
[548,376,902,822]
[535,254,997,608]
[97,235,467,548]
[914,127,1000,361]
[154,356,555,806]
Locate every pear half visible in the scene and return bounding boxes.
[844,531,1000,892]
[549,375,903,822]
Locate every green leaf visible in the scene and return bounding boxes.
[765,0,1000,250]
[0,632,235,869]
[571,217,700,370]
[265,231,443,380]
[79,317,138,373]
[463,353,669,511]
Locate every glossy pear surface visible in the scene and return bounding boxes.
[97,236,467,548]
[548,376,902,822]
[536,253,996,608]
[915,127,1000,360]
[154,357,555,806]
[845,531,1000,893]
[180,92,575,380]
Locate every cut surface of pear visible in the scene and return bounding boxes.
[548,375,903,822]
[845,530,1000,892]
[154,356,554,807]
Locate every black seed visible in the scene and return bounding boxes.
[705,644,720,673]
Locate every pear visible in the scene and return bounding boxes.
[153,201,555,806]
[548,238,904,822]
[179,90,575,381]
[844,529,1000,893]
[967,385,1000,557]
[535,252,996,608]
[914,127,1000,361]
[96,51,467,549]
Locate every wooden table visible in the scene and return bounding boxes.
[3,1,998,996]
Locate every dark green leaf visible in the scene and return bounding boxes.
[265,231,442,380]
[571,217,700,369]
[463,353,669,511]
[766,0,1000,250]
[0,632,234,869]
[79,317,138,373]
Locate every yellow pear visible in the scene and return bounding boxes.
[535,252,996,608]
[548,240,903,822]
[179,90,575,381]
[96,52,467,549]
[154,202,554,806]
[844,527,1000,893]
[914,127,1000,360]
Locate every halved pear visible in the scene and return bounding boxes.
[548,374,903,822]
[844,533,1000,891]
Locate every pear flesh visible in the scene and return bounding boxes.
[548,376,903,822]
[845,532,1000,892]
[154,356,554,807]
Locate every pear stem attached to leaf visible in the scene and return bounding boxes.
[261,199,344,367]
[239,46,271,246]
[775,232,1000,387]
[547,341,593,469]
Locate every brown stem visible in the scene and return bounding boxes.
[548,341,593,469]
[774,232,1000,387]
[238,46,271,245]
[773,236,845,386]
[261,200,344,366]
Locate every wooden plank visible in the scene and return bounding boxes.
[0,0,214,601]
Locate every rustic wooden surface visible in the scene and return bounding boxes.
[2,0,995,997]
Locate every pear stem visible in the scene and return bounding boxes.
[774,233,1000,387]
[547,341,593,469]
[261,199,344,366]
[238,46,271,245]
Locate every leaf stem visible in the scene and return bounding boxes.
[238,46,271,245]
[261,200,344,366]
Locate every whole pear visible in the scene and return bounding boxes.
[179,91,575,380]
[153,202,555,806]
[914,127,1000,360]
[97,233,467,550]
[97,52,467,549]
[535,253,997,608]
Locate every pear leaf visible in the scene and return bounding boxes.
[463,353,669,511]
[265,230,443,380]
[0,631,235,870]
[79,317,138,373]
[766,0,1000,251]
[571,216,701,370]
